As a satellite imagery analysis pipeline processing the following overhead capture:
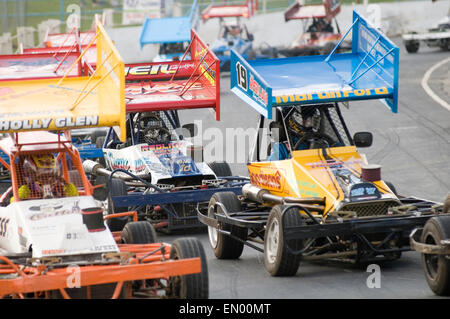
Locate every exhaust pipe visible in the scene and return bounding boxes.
[242,184,325,212]
[82,160,134,181]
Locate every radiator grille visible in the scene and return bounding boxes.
[339,200,401,217]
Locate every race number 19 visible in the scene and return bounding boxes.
[236,62,248,91]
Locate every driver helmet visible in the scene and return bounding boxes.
[228,25,241,36]
[23,154,59,178]
[23,154,61,198]
[288,106,320,134]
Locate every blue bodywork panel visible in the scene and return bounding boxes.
[139,0,199,48]
[230,11,399,119]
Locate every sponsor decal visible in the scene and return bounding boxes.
[195,48,216,85]
[275,87,389,105]
[42,249,66,255]
[249,74,268,106]
[110,158,130,170]
[249,170,283,191]
[28,201,81,221]
[306,159,362,169]
[0,217,9,237]
[125,63,194,77]
[134,158,146,173]
[0,116,99,131]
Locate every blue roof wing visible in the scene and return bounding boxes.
[139,0,199,47]
[230,10,399,119]
[230,50,273,119]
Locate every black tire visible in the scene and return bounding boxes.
[404,40,419,53]
[168,238,209,299]
[420,216,450,296]
[121,221,157,244]
[264,205,303,276]
[208,161,232,177]
[107,178,130,232]
[91,130,106,144]
[96,135,106,149]
[95,136,106,166]
[207,192,247,259]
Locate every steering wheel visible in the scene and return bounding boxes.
[142,125,172,144]
[289,128,336,150]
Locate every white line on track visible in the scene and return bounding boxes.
[421,56,450,111]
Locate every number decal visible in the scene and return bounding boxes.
[236,62,248,91]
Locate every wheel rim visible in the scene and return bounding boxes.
[208,206,218,249]
[266,218,280,264]
[424,233,439,280]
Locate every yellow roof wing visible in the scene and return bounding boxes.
[0,22,126,141]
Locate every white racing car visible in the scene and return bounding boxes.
[85,30,247,233]
[402,14,450,53]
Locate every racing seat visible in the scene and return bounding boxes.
[267,121,289,161]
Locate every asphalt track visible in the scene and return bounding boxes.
[157,38,450,299]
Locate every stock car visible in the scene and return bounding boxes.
[139,0,199,62]
[278,0,351,57]
[198,11,450,279]
[201,0,275,71]
[85,30,247,233]
[402,14,450,53]
[0,22,208,299]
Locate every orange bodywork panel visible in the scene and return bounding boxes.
[247,146,394,215]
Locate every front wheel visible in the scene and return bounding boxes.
[207,192,247,259]
[264,205,303,276]
[420,216,450,296]
[168,238,209,299]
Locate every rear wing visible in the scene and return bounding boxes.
[201,0,257,21]
[126,29,221,120]
[284,0,341,22]
[231,11,399,119]
[0,21,126,141]
[0,51,82,80]
[139,0,199,47]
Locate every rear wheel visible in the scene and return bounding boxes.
[168,238,209,299]
[420,216,450,296]
[207,192,247,259]
[404,40,420,53]
[208,161,232,177]
[121,221,157,244]
[107,179,130,232]
[264,205,303,276]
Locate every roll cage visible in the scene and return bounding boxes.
[250,103,354,162]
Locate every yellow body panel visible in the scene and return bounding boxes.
[248,146,393,215]
[0,22,126,141]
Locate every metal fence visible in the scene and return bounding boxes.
[0,0,425,52]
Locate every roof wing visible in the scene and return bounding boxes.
[139,0,199,47]
[126,29,221,120]
[0,51,82,81]
[284,0,341,22]
[201,0,257,21]
[230,10,399,119]
[0,21,126,141]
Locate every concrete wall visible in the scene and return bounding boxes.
[107,0,450,63]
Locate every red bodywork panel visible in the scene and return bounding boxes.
[285,0,341,23]
[0,52,81,81]
[201,0,257,21]
[124,29,221,121]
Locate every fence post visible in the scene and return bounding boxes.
[17,26,35,49]
[0,33,13,54]
[1,0,9,34]
[60,0,65,23]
